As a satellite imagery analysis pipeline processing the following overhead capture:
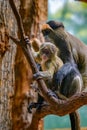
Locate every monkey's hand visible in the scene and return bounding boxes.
[24,36,31,47]
[28,102,41,113]
[33,71,51,80]
[28,102,46,113]
[33,72,43,80]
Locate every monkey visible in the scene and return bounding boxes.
[41,22,83,97]
[41,21,84,130]
[27,39,68,113]
[30,36,42,52]
[32,42,63,81]
[33,42,69,99]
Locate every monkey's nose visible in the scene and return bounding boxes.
[41,54,48,61]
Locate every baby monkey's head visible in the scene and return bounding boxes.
[39,42,58,61]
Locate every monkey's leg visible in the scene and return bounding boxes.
[69,111,80,130]
[59,72,81,130]
[59,85,81,130]
[28,102,39,113]
[55,91,68,100]
[69,76,81,130]
[28,95,44,113]
[64,75,82,130]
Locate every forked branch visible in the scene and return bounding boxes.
[9,0,59,106]
[9,0,87,116]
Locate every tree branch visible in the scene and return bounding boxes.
[9,0,87,116]
[9,0,59,106]
[36,92,87,118]
[9,35,20,45]
[9,0,25,39]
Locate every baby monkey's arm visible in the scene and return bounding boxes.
[33,63,55,80]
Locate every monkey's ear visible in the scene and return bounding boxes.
[41,24,52,36]
[41,24,52,32]
[47,20,64,30]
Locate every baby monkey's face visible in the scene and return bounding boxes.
[39,42,58,62]
[40,48,51,62]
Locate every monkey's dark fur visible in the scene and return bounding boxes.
[41,20,85,130]
[42,21,83,98]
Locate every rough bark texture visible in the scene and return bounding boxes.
[0,0,47,130]
[1,0,87,130]
[12,0,47,130]
[0,0,17,129]
[9,0,87,128]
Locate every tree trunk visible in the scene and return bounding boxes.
[12,0,47,130]
[0,0,18,130]
[1,0,87,130]
[0,0,47,130]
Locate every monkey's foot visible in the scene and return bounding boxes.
[33,73,42,80]
[28,102,36,113]
[47,90,58,98]
[28,102,43,113]
[24,36,31,46]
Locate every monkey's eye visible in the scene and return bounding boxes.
[42,29,50,36]
[41,49,50,56]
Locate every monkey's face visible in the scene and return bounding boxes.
[40,47,50,62]
[41,24,53,42]
[39,42,58,62]
[41,20,64,42]
[42,20,64,34]
[41,24,51,36]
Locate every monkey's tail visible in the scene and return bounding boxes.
[69,111,80,130]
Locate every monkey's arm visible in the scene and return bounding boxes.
[33,63,55,80]
[24,36,42,63]
[34,71,53,80]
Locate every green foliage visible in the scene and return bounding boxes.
[48,0,87,44]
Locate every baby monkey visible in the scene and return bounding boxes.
[31,38,67,100]
[27,38,68,113]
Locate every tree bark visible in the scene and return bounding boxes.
[11,0,47,130]
[0,0,47,130]
[9,1,87,130]
[1,0,87,130]
[0,0,17,129]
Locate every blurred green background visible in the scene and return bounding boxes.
[44,0,87,129]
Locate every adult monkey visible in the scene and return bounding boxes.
[28,40,67,113]
[27,37,82,115]
[41,21,86,130]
